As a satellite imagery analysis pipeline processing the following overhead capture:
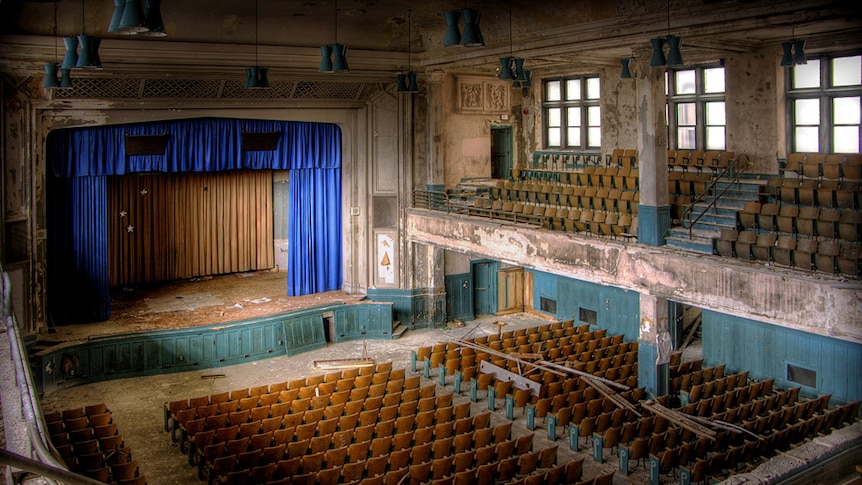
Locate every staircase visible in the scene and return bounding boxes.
[666,180,763,254]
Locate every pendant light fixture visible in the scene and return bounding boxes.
[650,0,683,68]
[441,2,484,47]
[109,0,167,36]
[320,0,349,72]
[245,0,269,88]
[499,0,528,88]
[43,1,71,89]
[397,9,420,94]
[780,28,807,67]
[619,58,633,79]
[67,0,101,69]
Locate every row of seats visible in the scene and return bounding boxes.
[527,148,637,173]
[46,404,147,485]
[178,378,440,454]
[489,184,641,212]
[716,230,860,275]
[668,150,738,175]
[782,153,862,181]
[739,203,860,242]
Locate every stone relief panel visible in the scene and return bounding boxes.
[457,76,510,114]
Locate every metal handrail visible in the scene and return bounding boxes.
[681,154,752,239]
[412,189,546,227]
[2,268,105,485]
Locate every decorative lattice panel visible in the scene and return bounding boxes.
[50,77,367,101]
[293,81,362,99]
[54,78,141,99]
[141,79,222,98]
[220,80,296,99]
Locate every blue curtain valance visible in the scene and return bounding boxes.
[48,118,341,177]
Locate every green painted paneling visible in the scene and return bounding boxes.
[702,310,862,403]
[366,288,444,329]
[531,270,640,342]
[33,302,395,395]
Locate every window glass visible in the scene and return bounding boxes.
[706,102,726,125]
[678,127,696,149]
[546,80,561,101]
[586,78,601,99]
[795,127,819,152]
[567,107,581,126]
[704,68,725,93]
[566,79,581,100]
[677,103,696,125]
[832,56,861,87]
[793,60,821,89]
[675,70,696,94]
[833,97,861,124]
[795,98,820,124]
[587,106,601,126]
[588,127,601,147]
[833,127,859,153]
[547,107,561,127]
[706,127,726,150]
[567,127,581,147]
[548,128,561,147]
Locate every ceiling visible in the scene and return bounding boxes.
[1,0,860,81]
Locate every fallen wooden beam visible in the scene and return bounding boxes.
[642,400,717,440]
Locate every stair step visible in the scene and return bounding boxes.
[666,234,715,254]
[391,322,409,339]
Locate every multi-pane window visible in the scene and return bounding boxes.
[788,54,862,153]
[667,66,726,150]
[543,76,601,149]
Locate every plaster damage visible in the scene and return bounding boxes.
[408,209,862,343]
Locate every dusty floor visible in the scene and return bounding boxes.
[39,271,362,344]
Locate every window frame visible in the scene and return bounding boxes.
[542,75,601,150]
[786,51,862,154]
[666,64,727,151]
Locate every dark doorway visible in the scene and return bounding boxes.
[491,126,512,180]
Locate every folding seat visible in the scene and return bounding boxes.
[779,178,800,205]
[774,235,796,267]
[752,233,777,262]
[734,231,757,260]
[411,441,433,465]
[799,179,819,206]
[757,203,779,232]
[816,239,840,273]
[776,205,799,234]
[838,210,862,242]
[794,238,818,269]
[837,242,861,276]
[797,206,819,237]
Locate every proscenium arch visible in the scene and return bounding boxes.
[36,107,369,326]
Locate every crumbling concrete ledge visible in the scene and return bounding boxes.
[720,421,862,484]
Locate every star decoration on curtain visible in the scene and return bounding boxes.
[120,210,127,218]
[140,189,148,196]
[127,225,135,233]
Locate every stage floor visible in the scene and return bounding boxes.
[41,271,362,345]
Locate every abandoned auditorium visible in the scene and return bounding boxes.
[0,1,861,484]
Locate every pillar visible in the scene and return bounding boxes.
[638,293,671,397]
[636,56,671,246]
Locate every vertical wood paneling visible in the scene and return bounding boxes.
[108,171,274,286]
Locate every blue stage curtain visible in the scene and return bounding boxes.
[47,176,111,323]
[287,168,343,296]
[47,118,342,324]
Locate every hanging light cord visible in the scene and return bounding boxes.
[407,9,412,72]
[667,0,671,36]
[81,0,85,34]
[53,1,58,62]
[334,0,338,45]
[255,0,259,67]
[509,0,513,58]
